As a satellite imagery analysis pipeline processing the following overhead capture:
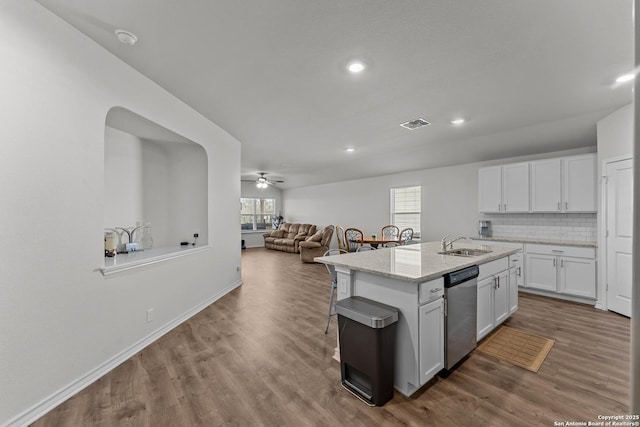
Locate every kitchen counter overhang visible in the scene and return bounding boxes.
[315,241,520,283]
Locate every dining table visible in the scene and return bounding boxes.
[360,234,399,248]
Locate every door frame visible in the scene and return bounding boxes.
[599,155,633,311]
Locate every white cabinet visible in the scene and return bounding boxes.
[478,163,529,213]
[530,158,562,212]
[477,276,494,340]
[478,166,503,213]
[419,298,444,385]
[563,154,596,212]
[558,256,597,298]
[524,244,596,299]
[508,254,522,314]
[481,153,596,214]
[502,163,530,212]
[476,257,512,341]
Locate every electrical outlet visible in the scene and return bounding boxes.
[146,308,154,323]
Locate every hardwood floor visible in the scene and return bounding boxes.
[32,248,630,426]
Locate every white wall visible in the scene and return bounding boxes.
[595,104,633,309]
[283,148,595,247]
[0,2,241,425]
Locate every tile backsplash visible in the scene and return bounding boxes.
[479,213,596,242]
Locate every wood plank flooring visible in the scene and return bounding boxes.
[32,248,631,426]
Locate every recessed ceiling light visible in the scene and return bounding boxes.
[616,73,635,83]
[115,29,138,46]
[451,118,465,125]
[346,147,355,153]
[347,61,365,73]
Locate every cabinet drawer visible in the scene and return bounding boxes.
[478,257,509,280]
[419,277,444,304]
[525,243,595,259]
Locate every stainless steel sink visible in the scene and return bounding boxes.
[437,248,493,257]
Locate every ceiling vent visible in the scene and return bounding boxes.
[400,118,431,130]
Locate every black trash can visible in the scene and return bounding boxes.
[336,296,399,406]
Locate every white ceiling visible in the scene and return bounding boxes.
[36,0,633,189]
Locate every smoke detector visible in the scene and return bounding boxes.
[400,118,431,130]
[115,29,138,46]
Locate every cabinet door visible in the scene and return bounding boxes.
[530,158,562,212]
[493,271,509,326]
[508,266,519,314]
[559,256,596,298]
[563,154,596,212]
[525,253,558,291]
[477,276,494,341]
[502,163,530,212]
[419,299,444,385]
[478,166,503,213]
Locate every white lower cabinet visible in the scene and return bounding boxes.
[524,244,596,299]
[476,257,512,341]
[508,254,522,314]
[419,298,444,385]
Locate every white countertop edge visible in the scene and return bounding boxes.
[99,245,211,276]
[316,245,520,284]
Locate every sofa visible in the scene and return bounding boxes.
[299,225,334,263]
[263,223,317,253]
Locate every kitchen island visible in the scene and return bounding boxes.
[315,241,520,397]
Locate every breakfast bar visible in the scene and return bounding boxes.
[316,241,520,397]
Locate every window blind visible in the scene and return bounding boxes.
[391,186,421,237]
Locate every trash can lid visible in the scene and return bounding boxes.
[335,296,399,328]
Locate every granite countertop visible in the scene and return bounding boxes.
[315,241,519,284]
[473,236,596,248]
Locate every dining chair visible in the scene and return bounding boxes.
[335,225,347,251]
[344,227,364,252]
[323,248,348,334]
[356,245,376,252]
[381,225,400,241]
[399,228,414,245]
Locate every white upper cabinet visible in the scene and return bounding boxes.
[478,163,529,213]
[563,154,596,212]
[530,158,562,212]
[502,163,530,212]
[481,153,596,214]
[478,166,503,213]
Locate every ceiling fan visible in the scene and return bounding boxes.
[243,172,284,189]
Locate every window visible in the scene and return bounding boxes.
[390,186,421,237]
[241,198,275,231]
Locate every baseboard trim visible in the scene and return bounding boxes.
[519,287,596,306]
[4,279,243,427]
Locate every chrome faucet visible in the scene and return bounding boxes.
[441,234,470,251]
[440,234,451,251]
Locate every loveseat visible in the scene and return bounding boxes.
[263,223,317,253]
[299,225,334,263]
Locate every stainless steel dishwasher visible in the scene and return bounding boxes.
[443,265,479,370]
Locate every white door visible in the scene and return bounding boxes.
[493,270,510,326]
[525,253,558,291]
[419,299,444,385]
[559,257,596,298]
[502,163,530,212]
[605,158,633,317]
[477,276,494,340]
[478,166,503,213]
[530,158,562,212]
